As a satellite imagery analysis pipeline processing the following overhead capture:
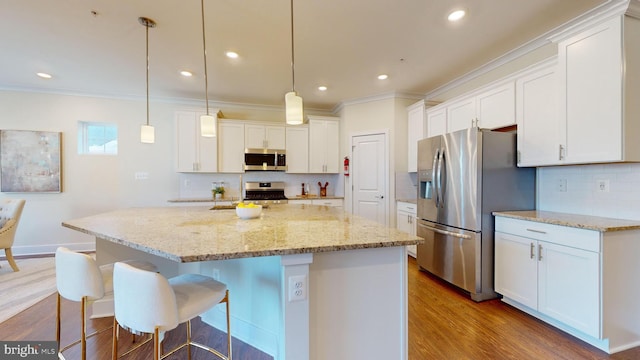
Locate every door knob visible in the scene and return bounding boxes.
[374,195,384,199]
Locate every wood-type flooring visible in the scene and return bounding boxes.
[1,256,640,359]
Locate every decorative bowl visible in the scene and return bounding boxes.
[236,205,262,219]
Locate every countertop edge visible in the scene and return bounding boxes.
[493,210,640,232]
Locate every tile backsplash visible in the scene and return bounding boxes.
[537,163,640,220]
[395,172,417,200]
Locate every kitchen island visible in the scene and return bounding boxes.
[62,204,422,360]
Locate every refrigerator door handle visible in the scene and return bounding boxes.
[417,222,472,239]
[436,147,444,208]
[432,148,440,207]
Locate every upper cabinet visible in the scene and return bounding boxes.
[406,100,426,172]
[426,81,516,136]
[218,120,245,173]
[308,115,340,173]
[426,107,446,138]
[175,111,218,173]
[244,124,286,150]
[285,126,309,173]
[516,60,560,166]
[555,15,640,165]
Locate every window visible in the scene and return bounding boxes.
[78,122,118,155]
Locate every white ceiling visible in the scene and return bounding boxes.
[0,0,608,111]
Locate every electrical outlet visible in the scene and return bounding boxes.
[557,178,567,192]
[596,179,610,192]
[288,275,307,302]
[134,171,149,180]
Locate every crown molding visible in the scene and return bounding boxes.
[333,91,425,114]
[425,0,630,101]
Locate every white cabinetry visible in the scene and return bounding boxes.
[549,15,640,165]
[426,81,515,136]
[308,116,339,173]
[516,60,560,166]
[245,124,286,149]
[406,100,426,172]
[396,201,417,257]
[217,120,245,173]
[494,214,640,353]
[285,126,309,173]
[175,111,218,172]
[426,107,446,137]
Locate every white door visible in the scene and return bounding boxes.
[352,133,387,225]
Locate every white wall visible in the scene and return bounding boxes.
[337,95,418,224]
[537,163,640,220]
[0,90,339,256]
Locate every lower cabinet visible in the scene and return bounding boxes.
[495,227,599,338]
[396,202,417,257]
[494,215,640,354]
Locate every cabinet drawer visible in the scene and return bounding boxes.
[397,201,417,214]
[495,216,600,252]
[311,199,343,207]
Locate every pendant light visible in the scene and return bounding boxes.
[200,0,216,137]
[285,0,304,125]
[139,17,156,144]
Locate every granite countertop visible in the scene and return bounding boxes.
[63,204,422,262]
[168,196,344,203]
[493,210,640,232]
[396,199,417,204]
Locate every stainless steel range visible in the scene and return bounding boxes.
[244,181,288,205]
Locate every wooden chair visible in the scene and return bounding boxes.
[0,199,25,272]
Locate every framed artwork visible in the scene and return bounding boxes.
[0,130,62,193]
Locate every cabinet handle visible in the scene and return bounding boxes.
[530,242,535,259]
[538,244,543,261]
[526,228,546,234]
[559,144,564,160]
[517,151,521,164]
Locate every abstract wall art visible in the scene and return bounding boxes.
[0,130,62,193]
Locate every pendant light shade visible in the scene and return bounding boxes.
[285,0,303,125]
[200,0,216,137]
[285,91,304,125]
[139,17,156,144]
[200,114,216,137]
[140,124,155,144]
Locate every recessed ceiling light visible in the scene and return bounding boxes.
[377,74,388,80]
[318,86,327,91]
[180,70,193,77]
[36,72,52,79]
[448,9,466,22]
[225,51,239,59]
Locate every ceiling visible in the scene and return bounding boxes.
[0,0,608,112]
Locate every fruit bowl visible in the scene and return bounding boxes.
[235,204,262,219]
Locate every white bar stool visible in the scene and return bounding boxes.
[55,247,156,360]
[111,261,232,360]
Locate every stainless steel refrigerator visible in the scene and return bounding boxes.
[416,127,535,301]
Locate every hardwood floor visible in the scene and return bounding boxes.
[1,256,639,359]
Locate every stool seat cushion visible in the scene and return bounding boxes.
[169,274,227,323]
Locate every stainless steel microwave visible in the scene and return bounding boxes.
[244,148,287,171]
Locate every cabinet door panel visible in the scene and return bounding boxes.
[538,242,600,338]
[495,232,538,309]
[218,122,245,173]
[477,82,515,129]
[407,102,425,172]
[245,125,266,149]
[560,17,622,164]
[266,126,286,149]
[516,66,561,166]
[324,121,340,173]
[286,127,309,173]
[427,108,446,137]
[447,97,475,133]
[176,112,199,172]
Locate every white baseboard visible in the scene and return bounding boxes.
[6,243,95,257]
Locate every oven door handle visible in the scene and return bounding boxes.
[417,222,471,240]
